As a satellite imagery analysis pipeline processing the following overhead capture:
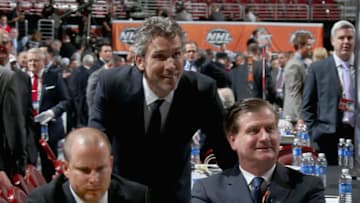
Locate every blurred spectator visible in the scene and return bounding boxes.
[102,7,116,41]
[157,8,170,18]
[244,6,257,22]
[205,48,215,61]
[60,34,77,59]
[175,1,193,21]
[126,45,135,65]
[9,28,21,54]
[0,15,10,33]
[51,39,62,56]
[219,43,235,62]
[215,52,232,71]
[22,30,42,50]
[209,5,225,21]
[234,52,245,67]
[113,54,127,67]
[17,51,28,72]
[183,41,199,71]
[312,47,328,62]
[9,2,25,27]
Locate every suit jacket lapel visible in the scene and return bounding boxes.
[328,56,341,96]
[62,180,77,203]
[224,166,253,202]
[269,164,292,202]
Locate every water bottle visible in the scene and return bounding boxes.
[191,130,201,165]
[344,139,354,169]
[300,152,314,175]
[278,108,283,119]
[41,124,49,140]
[338,138,346,167]
[284,115,293,136]
[300,125,310,147]
[315,153,327,187]
[292,138,302,166]
[339,168,352,203]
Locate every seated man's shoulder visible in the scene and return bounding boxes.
[27,174,68,202]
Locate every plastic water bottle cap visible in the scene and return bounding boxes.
[318,153,325,158]
[341,168,349,174]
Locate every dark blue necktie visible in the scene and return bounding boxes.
[147,99,164,137]
[251,177,264,203]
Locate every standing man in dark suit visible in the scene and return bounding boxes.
[11,57,38,165]
[71,54,94,127]
[28,47,70,181]
[1,30,38,165]
[26,127,150,203]
[229,55,276,103]
[0,43,26,188]
[302,20,355,165]
[192,98,325,203]
[89,16,236,203]
[271,52,288,108]
[89,41,112,74]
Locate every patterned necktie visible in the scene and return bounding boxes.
[147,99,164,137]
[32,74,38,116]
[276,68,283,90]
[251,177,264,203]
[343,63,354,126]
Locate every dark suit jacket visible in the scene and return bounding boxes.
[70,65,90,127]
[39,69,70,147]
[26,174,151,203]
[229,60,276,103]
[302,56,342,141]
[0,67,26,176]
[89,59,105,74]
[13,67,38,164]
[194,57,231,88]
[89,66,236,203]
[191,164,325,203]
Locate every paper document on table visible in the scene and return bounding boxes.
[325,195,338,203]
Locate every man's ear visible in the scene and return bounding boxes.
[227,133,237,151]
[63,160,70,178]
[136,55,144,71]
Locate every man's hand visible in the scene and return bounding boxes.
[34,110,55,125]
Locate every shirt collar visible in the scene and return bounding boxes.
[69,184,108,203]
[30,67,44,78]
[239,164,276,186]
[333,53,354,68]
[143,76,174,106]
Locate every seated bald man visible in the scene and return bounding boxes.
[26,127,151,203]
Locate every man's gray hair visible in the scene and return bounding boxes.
[133,16,186,57]
[331,20,355,39]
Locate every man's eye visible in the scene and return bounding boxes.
[266,126,276,133]
[154,55,167,61]
[173,52,182,59]
[79,168,91,174]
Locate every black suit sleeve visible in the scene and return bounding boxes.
[0,73,26,175]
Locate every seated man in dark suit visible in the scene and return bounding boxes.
[26,127,150,203]
[192,98,325,203]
